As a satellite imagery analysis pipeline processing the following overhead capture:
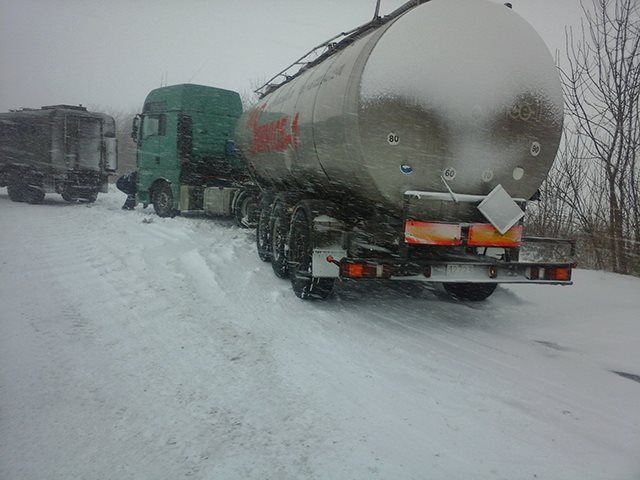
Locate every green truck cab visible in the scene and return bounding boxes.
[132,84,256,224]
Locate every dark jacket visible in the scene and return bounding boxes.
[116,171,137,196]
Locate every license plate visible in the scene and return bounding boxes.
[446,264,477,277]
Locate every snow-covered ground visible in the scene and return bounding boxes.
[1,187,639,480]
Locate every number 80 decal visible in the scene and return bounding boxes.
[387,132,400,145]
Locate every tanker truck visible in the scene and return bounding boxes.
[235,0,575,301]
[132,84,258,226]
[0,104,117,203]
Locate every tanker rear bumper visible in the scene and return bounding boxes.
[323,255,573,286]
[394,261,573,285]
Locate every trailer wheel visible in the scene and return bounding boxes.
[152,183,177,218]
[7,183,25,202]
[83,191,98,203]
[61,191,78,202]
[233,190,257,228]
[256,205,272,262]
[22,185,44,204]
[270,202,290,278]
[443,282,497,301]
[7,181,43,203]
[289,206,335,300]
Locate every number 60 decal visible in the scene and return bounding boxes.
[442,167,457,180]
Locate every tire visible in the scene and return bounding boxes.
[443,282,497,301]
[152,183,177,218]
[256,204,272,262]
[62,189,96,203]
[270,202,290,278]
[7,183,25,202]
[24,185,44,204]
[61,191,78,202]
[7,179,43,204]
[289,207,335,300]
[83,191,98,203]
[233,191,257,228]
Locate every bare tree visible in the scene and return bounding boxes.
[555,0,640,274]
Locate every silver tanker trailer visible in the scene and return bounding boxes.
[235,0,575,300]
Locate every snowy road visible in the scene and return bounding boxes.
[1,187,639,480]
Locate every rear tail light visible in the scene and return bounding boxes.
[339,260,393,279]
[527,266,571,281]
[544,267,572,281]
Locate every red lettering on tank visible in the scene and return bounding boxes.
[291,113,299,149]
[248,106,300,154]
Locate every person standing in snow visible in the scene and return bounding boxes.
[116,170,138,210]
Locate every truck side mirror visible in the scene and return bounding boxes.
[131,115,141,142]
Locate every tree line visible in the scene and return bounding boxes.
[527,0,639,276]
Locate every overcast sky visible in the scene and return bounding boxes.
[0,0,584,113]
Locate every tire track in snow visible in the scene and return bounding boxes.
[1,194,344,479]
[4,190,640,480]
[315,285,640,468]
